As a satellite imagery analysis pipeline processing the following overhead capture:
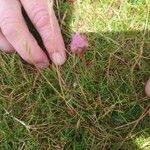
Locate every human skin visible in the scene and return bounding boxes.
[145,78,150,97]
[0,0,66,68]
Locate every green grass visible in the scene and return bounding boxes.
[0,0,150,149]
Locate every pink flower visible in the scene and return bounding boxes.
[70,32,89,54]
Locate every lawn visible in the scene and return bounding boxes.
[0,0,150,149]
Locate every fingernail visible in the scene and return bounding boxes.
[36,62,49,69]
[51,52,66,65]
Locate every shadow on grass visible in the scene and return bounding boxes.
[0,2,150,150]
[61,32,150,150]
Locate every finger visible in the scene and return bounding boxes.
[0,29,15,53]
[0,0,49,68]
[145,77,150,97]
[20,0,66,65]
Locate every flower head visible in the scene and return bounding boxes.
[70,32,89,54]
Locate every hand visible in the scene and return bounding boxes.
[0,0,66,68]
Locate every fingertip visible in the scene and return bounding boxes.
[145,77,150,97]
[0,47,15,53]
[36,62,49,69]
[51,52,66,65]
[0,31,15,53]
